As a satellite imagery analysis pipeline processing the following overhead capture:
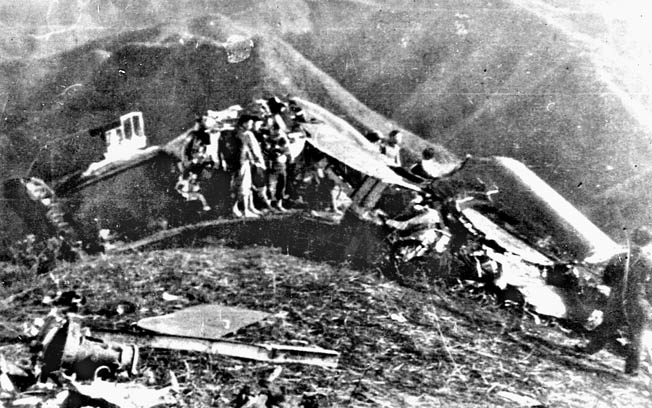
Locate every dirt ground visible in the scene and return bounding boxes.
[1,243,651,407]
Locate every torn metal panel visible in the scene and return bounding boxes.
[454,207,571,318]
[444,156,621,263]
[65,376,178,408]
[483,248,569,317]
[136,304,270,339]
[461,208,553,266]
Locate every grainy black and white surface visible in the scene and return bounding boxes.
[1,1,651,407]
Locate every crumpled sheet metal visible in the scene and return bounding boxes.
[302,122,420,192]
[292,97,422,191]
[448,156,621,264]
[461,208,553,266]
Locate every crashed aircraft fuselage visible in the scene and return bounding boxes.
[2,97,619,323]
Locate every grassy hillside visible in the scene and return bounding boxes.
[1,243,650,407]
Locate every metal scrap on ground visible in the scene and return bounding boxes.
[122,303,339,369]
[136,304,270,339]
[98,332,340,369]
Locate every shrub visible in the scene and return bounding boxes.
[8,234,79,275]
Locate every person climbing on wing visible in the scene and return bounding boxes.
[364,130,384,153]
[381,129,403,168]
[410,147,440,180]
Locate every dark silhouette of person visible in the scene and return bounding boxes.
[582,226,652,375]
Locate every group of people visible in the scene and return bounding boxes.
[176,96,307,218]
[230,110,296,218]
[177,97,452,219]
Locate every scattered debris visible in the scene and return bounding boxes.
[389,313,408,323]
[1,94,635,406]
[1,296,339,408]
[160,292,181,302]
[0,354,34,393]
[63,375,177,408]
[0,354,16,394]
[99,331,340,369]
[40,316,138,381]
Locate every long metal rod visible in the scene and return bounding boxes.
[96,331,340,369]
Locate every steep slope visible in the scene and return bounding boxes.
[278,0,652,238]
[2,244,650,407]
[0,13,452,252]
[1,0,648,245]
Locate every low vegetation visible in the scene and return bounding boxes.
[1,241,650,407]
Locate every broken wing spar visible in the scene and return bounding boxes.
[290,97,377,151]
[121,303,340,369]
[96,331,340,370]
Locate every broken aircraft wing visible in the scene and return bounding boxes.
[301,122,421,191]
[461,207,554,266]
[290,97,421,191]
[290,97,376,151]
[446,156,621,264]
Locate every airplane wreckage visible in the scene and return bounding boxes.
[3,96,624,325]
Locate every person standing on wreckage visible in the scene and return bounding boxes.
[579,226,652,375]
[232,115,265,218]
[381,130,403,168]
[410,147,440,180]
[250,116,274,212]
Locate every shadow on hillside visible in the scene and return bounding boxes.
[119,211,393,271]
